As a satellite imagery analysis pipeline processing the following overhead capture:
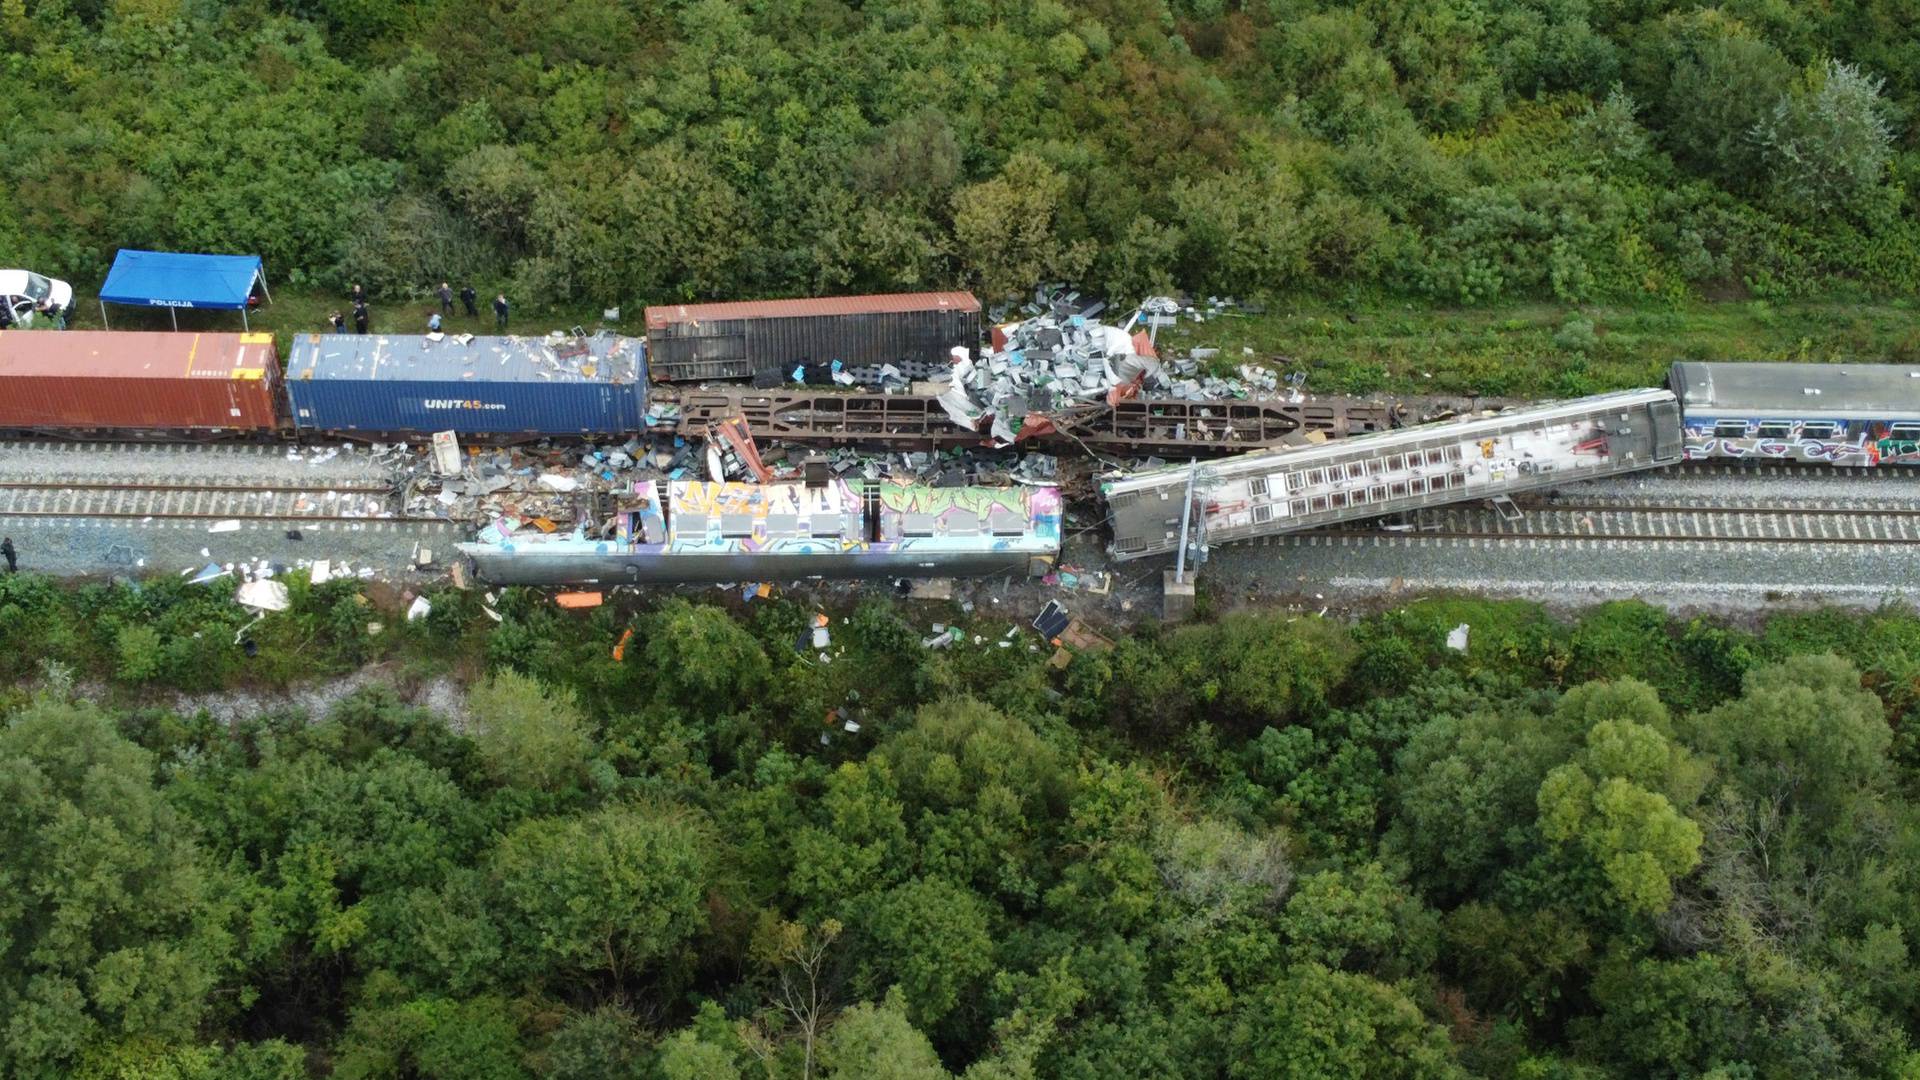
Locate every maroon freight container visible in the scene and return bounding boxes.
[645,291,981,383]
[0,330,280,432]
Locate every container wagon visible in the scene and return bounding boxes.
[644,292,980,384]
[0,330,280,435]
[284,332,644,439]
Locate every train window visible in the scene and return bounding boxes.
[989,508,1027,536]
[1252,504,1275,525]
[1365,458,1384,475]
[1387,455,1405,472]
[720,514,755,539]
[1408,477,1427,495]
[1286,472,1303,492]
[1345,462,1366,481]
[1306,468,1325,486]
[1891,423,1920,440]
[1248,477,1269,498]
[1351,488,1369,504]
[764,513,798,537]
[1756,422,1792,440]
[1714,420,1747,439]
[1329,492,1348,508]
[1799,422,1837,440]
[1291,499,1309,517]
[902,512,938,538]
[1309,496,1329,512]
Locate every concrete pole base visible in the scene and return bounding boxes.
[1162,570,1196,622]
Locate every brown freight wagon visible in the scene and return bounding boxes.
[0,330,281,433]
[645,291,981,384]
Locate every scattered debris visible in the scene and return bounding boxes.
[430,430,462,477]
[555,591,603,609]
[406,596,432,621]
[1032,600,1071,641]
[1446,623,1470,652]
[235,579,290,613]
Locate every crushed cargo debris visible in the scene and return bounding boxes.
[942,288,1281,448]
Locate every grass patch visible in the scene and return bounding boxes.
[1176,296,1920,398]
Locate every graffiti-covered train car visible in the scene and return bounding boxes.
[1671,362,1920,467]
[457,478,1061,585]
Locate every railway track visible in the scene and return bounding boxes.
[0,479,441,524]
[1300,495,1920,547]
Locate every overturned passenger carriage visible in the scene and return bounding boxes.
[1102,388,1684,560]
[458,478,1061,586]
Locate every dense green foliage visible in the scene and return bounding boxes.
[5,0,1920,310]
[8,568,1920,1077]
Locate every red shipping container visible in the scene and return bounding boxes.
[0,331,281,432]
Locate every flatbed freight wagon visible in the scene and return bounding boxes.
[0,330,280,434]
[284,332,644,439]
[644,292,980,384]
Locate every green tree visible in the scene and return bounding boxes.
[1682,654,1890,828]
[951,153,1094,299]
[489,805,711,983]
[464,668,592,791]
[0,698,235,1077]
[1752,60,1895,218]
[855,877,996,1030]
[819,991,952,1080]
[1536,679,1706,915]
[1227,963,1466,1079]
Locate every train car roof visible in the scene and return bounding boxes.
[1671,362,1920,416]
[284,333,643,385]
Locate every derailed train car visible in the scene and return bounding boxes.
[1104,388,1684,560]
[459,478,1061,586]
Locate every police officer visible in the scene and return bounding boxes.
[353,301,369,335]
[1,536,16,574]
[460,284,478,317]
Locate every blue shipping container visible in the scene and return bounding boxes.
[284,333,645,437]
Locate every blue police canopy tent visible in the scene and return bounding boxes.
[97,250,272,330]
